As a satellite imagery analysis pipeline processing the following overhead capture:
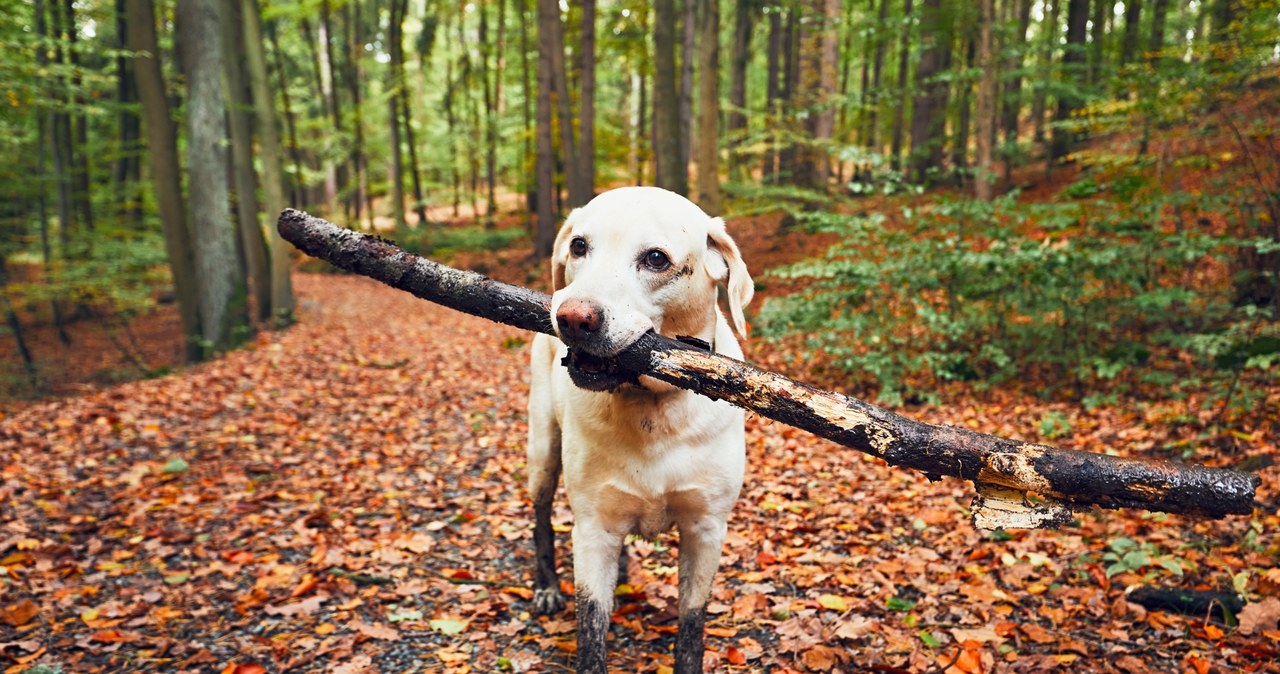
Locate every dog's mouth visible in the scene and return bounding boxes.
[562,349,639,392]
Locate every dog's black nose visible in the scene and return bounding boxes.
[556,299,603,341]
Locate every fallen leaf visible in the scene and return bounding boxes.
[351,618,400,641]
[817,594,848,611]
[429,617,469,634]
[1239,598,1280,636]
[0,599,38,627]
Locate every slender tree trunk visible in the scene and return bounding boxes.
[545,1,582,206]
[763,8,782,181]
[680,0,695,172]
[482,0,504,221]
[1148,0,1169,55]
[1049,0,1089,162]
[908,0,949,182]
[654,0,687,195]
[796,0,840,190]
[727,0,754,180]
[1121,0,1142,64]
[396,0,427,227]
[952,37,975,176]
[37,0,71,346]
[243,0,295,325]
[114,0,142,224]
[535,0,558,256]
[0,261,39,392]
[177,0,248,355]
[975,0,997,199]
[127,0,201,360]
[577,0,596,201]
[520,0,535,217]
[867,0,890,152]
[62,0,94,236]
[1002,0,1032,182]
[778,11,799,179]
[387,0,406,229]
[317,2,342,213]
[345,0,371,229]
[890,0,913,172]
[48,0,73,253]
[221,0,270,324]
[267,21,304,207]
[1033,0,1059,144]
[1089,0,1110,85]
[695,0,721,213]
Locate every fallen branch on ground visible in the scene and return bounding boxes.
[277,209,1260,529]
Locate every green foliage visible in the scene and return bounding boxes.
[758,178,1277,404]
[389,225,529,258]
[1100,537,1194,579]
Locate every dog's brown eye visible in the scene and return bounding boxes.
[643,249,671,271]
[570,237,588,257]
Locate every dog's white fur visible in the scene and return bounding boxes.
[527,187,753,672]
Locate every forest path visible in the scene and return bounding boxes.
[1,272,1275,673]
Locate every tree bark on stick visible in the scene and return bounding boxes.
[276,209,1261,528]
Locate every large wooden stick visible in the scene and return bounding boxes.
[277,209,1260,528]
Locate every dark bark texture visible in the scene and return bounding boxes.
[277,210,1261,527]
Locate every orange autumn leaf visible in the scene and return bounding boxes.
[290,572,318,598]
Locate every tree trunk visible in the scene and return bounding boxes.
[267,20,304,207]
[975,0,996,200]
[242,0,295,326]
[62,0,94,237]
[1089,0,1111,85]
[482,0,502,221]
[177,0,248,356]
[1033,0,1060,145]
[867,0,891,152]
[1120,0,1142,64]
[1148,0,1169,55]
[890,0,913,172]
[519,0,535,217]
[540,2,581,208]
[680,0,695,172]
[762,8,782,181]
[1049,0,1089,162]
[388,0,407,229]
[578,0,596,202]
[126,0,201,361]
[1002,0,1032,182]
[114,0,142,224]
[220,0,272,324]
[534,0,558,256]
[344,0,371,229]
[951,36,975,176]
[908,0,949,183]
[654,0,687,195]
[317,1,342,213]
[279,209,1262,527]
[727,0,753,179]
[795,0,840,191]
[695,0,721,213]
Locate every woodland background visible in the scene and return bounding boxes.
[1,0,1279,672]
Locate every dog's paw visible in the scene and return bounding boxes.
[532,587,566,614]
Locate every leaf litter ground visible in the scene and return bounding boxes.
[2,268,1278,674]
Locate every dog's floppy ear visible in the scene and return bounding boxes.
[550,210,581,291]
[704,217,754,338]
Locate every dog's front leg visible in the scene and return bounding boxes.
[572,519,623,674]
[674,517,729,674]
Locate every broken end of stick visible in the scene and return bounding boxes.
[971,484,1075,531]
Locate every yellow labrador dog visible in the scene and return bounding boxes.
[527,187,753,673]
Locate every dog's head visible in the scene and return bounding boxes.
[548,187,753,391]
